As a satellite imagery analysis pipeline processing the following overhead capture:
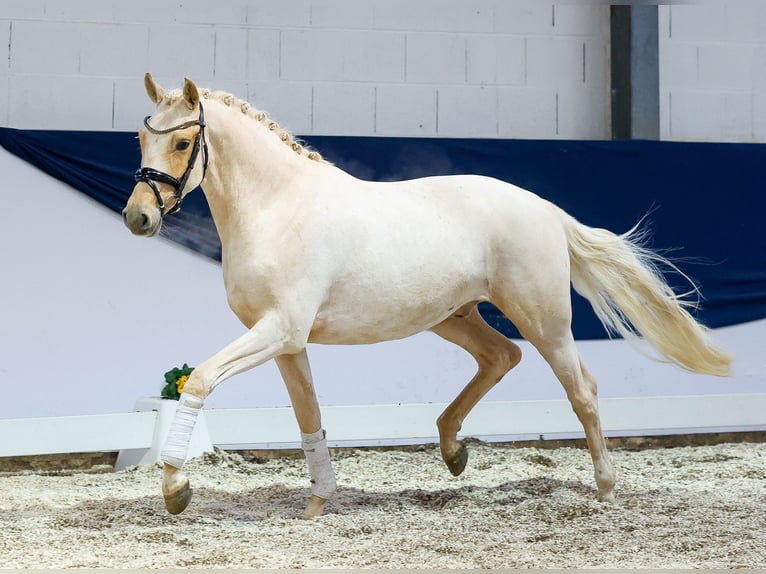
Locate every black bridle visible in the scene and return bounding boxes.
[135,103,209,217]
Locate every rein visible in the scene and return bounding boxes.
[135,103,209,217]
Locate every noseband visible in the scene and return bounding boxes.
[135,103,209,217]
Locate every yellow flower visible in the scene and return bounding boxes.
[176,374,189,394]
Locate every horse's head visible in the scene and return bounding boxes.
[122,73,208,236]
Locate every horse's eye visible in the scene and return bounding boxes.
[176,140,191,152]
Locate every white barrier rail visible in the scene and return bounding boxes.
[0,411,158,457]
[205,393,766,448]
[1,394,765,469]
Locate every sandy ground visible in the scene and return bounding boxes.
[0,440,764,569]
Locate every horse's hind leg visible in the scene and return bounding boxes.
[430,304,522,476]
[526,328,616,502]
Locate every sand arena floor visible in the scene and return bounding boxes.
[0,440,764,568]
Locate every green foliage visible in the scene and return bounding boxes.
[160,363,195,400]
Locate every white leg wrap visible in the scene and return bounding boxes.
[161,392,204,469]
[301,429,337,500]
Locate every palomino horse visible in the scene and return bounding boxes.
[123,74,732,519]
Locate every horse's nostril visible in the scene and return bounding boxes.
[141,213,149,228]
[122,210,128,224]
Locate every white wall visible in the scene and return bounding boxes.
[0,0,609,139]
[659,1,766,142]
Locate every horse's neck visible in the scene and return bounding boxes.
[199,111,317,245]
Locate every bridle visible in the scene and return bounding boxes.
[135,103,209,217]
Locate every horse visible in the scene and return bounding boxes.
[123,73,732,519]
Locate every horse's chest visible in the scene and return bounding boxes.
[221,264,277,328]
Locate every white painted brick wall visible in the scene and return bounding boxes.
[406,33,466,84]
[373,0,495,33]
[8,75,114,130]
[493,3,552,35]
[0,77,8,127]
[437,85,498,137]
[214,28,248,81]
[246,29,281,81]
[660,2,766,142]
[147,25,216,79]
[311,0,373,29]
[0,21,10,74]
[80,24,150,77]
[754,97,766,141]
[375,84,437,136]
[247,1,312,28]
[498,86,556,138]
[282,29,406,82]
[249,81,314,135]
[0,0,609,140]
[113,77,152,132]
[10,21,83,75]
[466,35,525,85]
[312,83,376,135]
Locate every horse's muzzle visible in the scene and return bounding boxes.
[122,205,160,236]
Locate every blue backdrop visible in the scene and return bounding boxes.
[2,126,764,339]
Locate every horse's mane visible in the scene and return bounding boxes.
[163,88,328,164]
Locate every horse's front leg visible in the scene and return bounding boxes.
[160,311,303,515]
[275,350,336,519]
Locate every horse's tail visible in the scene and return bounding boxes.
[558,208,733,377]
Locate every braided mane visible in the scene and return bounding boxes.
[162,88,328,164]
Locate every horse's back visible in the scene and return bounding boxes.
[349,174,569,283]
[332,173,560,242]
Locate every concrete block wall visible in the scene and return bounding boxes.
[659,2,766,142]
[4,2,762,142]
[0,0,609,139]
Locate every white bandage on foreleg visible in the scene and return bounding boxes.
[301,428,337,499]
[161,392,204,469]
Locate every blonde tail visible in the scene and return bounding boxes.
[559,210,733,377]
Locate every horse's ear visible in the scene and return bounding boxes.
[183,77,200,110]
[144,72,165,105]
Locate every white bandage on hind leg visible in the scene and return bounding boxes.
[161,392,204,469]
[301,428,337,499]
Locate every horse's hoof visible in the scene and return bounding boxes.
[300,494,329,520]
[164,482,193,515]
[445,443,469,476]
[597,490,616,504]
